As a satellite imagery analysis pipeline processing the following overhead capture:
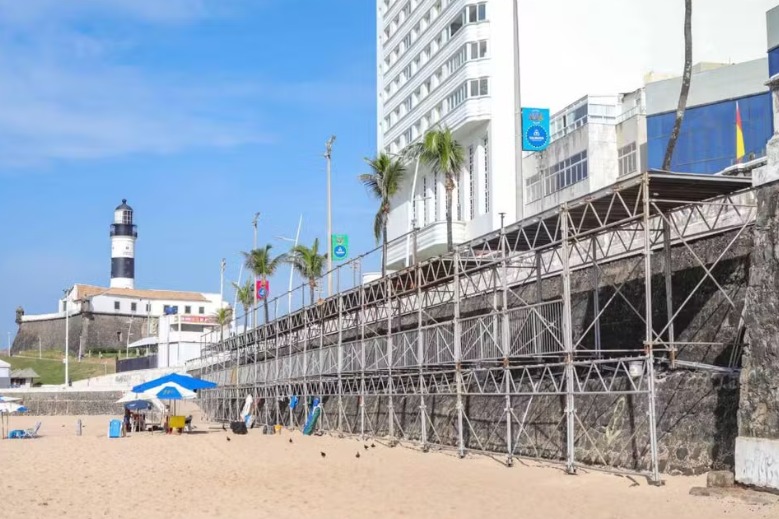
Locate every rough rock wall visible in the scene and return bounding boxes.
[318,371,738,475]
[9,391,124,415]
[200,229,752,475]
[740,183,779,439]
[12,313,155,355]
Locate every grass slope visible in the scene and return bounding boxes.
[1,353,115,385]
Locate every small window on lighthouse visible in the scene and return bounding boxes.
[122,210,132,224]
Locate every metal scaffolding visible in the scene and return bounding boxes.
[189,171,755,482]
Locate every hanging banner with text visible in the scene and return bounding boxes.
[521,107,550,152]
[331,234,349,261]
[256,279,269,300]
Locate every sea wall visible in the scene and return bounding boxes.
[12,312,156,355]
[4,390,125,415]
[200,226,752,475]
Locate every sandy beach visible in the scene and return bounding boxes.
[0,412,776,519]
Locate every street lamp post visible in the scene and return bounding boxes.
[252,212,260,329]
[276,214,303,315]
[405,154,422,268]
[324,136,336,296]
[62,288,71,387]
[220,258,227,304]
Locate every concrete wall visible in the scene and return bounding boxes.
[70,367,175,389]
[523,122,619,218]
[4,390,124,415]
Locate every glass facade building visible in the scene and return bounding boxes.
[647,92,773,174]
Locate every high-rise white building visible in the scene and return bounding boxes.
[377,0,521,269]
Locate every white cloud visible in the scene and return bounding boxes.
[0,0,272,167]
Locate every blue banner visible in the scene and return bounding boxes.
[522,107,550,151]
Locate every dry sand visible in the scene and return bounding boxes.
[1,412,777,519]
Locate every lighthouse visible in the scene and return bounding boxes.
[110,199,137,289]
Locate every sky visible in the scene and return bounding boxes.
[1,0,777,343]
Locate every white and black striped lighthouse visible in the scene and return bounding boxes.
[110,199,137,289]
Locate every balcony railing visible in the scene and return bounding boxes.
[386,220,467,269]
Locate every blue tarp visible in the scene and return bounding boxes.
[132,373,216,394]
[124,400,152,411]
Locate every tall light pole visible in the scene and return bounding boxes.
[405,153,422,268]
[324,136,336,296]
[62,288,70,387]
[275,213,303,314]
[220,258,227,304]
[252,212,260,329]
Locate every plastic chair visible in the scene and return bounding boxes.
[108,419,123,438]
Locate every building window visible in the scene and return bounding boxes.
[62,301,66,312]
[447,83,467,111]
[449,12,464,38]
[525,174,543,203]
[467,3,487,23]
[422,176,428,226]
[146,303,151,312]
[468,145,475,219]
[184,306,191,314]
[446,45,467,75]
[413,185,418,226]
[114,301,120,311]
[199,306,205,315]
[131,302,137,313]
[483,135,490,213]
[469,41,487,59]
[618,142,638,176]
[540,151,589,197]
[469,78,489,97]
[433,171,439,221]
[457,170,462,220]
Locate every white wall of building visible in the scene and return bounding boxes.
[59,288,224,320]
[153,315,215,368]
[378,0,520,268]
[521,93,647,218]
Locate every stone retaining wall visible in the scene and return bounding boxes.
[9,391,124,415]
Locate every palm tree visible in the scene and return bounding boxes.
[243,244,283,325]
[213,306,233,352]
[420,127,465,252]
[231,280,253,333]
[662,0,692,171]
[360,153,406,276]
[286,238,327,304]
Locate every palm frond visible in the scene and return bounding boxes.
[214,306,233,326]
[243,244,282,278]
[231,280,254,312]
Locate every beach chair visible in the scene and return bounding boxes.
[22,422,41,438]
[8,422,41,439]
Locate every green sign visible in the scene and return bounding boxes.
[331,234,349,261]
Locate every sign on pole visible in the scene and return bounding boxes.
[521,107,550,152]
[256,279,269,300]
[331,234,349,261]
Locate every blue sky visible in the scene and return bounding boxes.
[2,0,776,345]
[0,0,380,341]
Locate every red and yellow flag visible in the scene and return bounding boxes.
[735,102,745,162]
